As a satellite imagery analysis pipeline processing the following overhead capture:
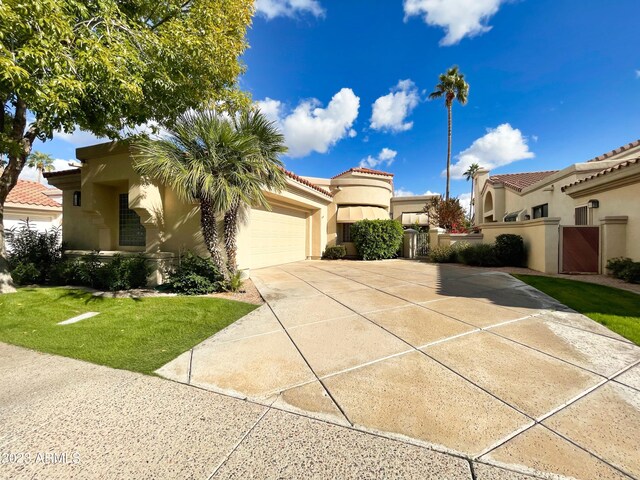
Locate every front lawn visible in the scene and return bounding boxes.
[0,287,257,374]
[513,275,640,345]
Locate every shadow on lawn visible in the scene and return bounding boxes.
[55,288,144,305]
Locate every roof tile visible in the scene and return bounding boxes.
[7,180,61,208]
[331,167,394,179]
[562,157,640,191]
[487,170,559,192]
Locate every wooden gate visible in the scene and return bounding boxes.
[560,226,599,273]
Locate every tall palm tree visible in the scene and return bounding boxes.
[463,162,480,222]
[429,66,469,201]
[27,151,55,183]
[133,110,287,279]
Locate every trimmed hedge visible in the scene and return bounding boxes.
[457,243,499,267]
[428,234,526,268]
[322,245,347,260]
[351,219,404,261]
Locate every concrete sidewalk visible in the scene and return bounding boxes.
[2,342,525,479]
[158,260,640,480]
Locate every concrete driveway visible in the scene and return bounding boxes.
[159,260,640,479]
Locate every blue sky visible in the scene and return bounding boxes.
[33,0,640,207]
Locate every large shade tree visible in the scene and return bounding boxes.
[133,109,288,280]
[428,66,469,201]
[0,0,253,293]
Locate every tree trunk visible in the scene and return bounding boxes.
[446,104,452,201]
[469,182,474,222]
[223,199,239,275]
[0,204,16,293]
[199,197,228,280]
[0,97,36,294]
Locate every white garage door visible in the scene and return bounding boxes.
[250,205,308,269]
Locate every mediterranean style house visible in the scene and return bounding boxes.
[3,180,62,242]
[472,139,640,273]
[44,141,433,282]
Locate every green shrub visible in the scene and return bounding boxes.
[607,257,640,283]
[322,245,347,260]
[350,219,404,261]
[428,244,458,263]
[494,234,526,267]
[10,262,41,285]
[165,252,223,295]
[7,221,63,284]
[51,258,84,286]
[457,243,499,267]
[100,254,150,291]
[220,271,244,292]
[607,257,634,278]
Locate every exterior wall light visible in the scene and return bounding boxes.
[587,199,599,208]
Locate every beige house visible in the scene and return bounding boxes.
[44,142,433,282]
[471,139,640,273]
[3,180,62,241]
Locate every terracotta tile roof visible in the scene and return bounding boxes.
[281,168,333,197]
[586,139,640,163]
[331,167,395,179]
[7,180,61,208]
[43,168,81,179]
[487,170,559,192]
[562,157,640,191]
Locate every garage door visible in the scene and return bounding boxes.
[250,205,308,269]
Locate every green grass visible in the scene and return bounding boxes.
[513,275,640,345]
[0,287,257,374]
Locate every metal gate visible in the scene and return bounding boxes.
[416,232,429,257]
[560,226,599,273]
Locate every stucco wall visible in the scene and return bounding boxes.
[573,182,640,262]
[480,218,561,273]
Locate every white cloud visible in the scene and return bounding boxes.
[449,123,535,179]
[255,0,324,19]
[359,148,397,169]
[458,192,472,214]
[403,0,507,46]
[20,158,77,184]
[394,187,440,197]
[55,128,105,146]
[370,80,420,132]
[257,88,360,158]
[635,69,640,79]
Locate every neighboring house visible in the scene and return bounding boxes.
[471,139,640,273]
[44,142,433,282]
[3,180,62,244]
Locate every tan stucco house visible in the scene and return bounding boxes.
[44,142,433,282]
[471,139,640,273]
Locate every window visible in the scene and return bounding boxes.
[72,191,81,207]
[118,194,146,247]
[532,203,548,219]
[575,206,589,226]
[341,223,353,243]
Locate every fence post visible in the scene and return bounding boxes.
[403,229,417,259]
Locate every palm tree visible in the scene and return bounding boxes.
[223,109,288,275]
[463,163,480,222]
[429,66,469,201]
[27,151,55,182]
[133,109,287,279]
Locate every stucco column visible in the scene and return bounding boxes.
[600,216,628,273]
[403,229,417,258]
[311,207,326,259]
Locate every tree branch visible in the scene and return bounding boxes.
[150,0,194,31]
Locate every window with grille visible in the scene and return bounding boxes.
[532,203,548,219]
[119,194,146,247]
[342,223,353,242]
[575,206,589,226]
